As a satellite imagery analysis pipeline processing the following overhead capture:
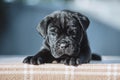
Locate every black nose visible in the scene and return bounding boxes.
[60,43,66,49]
[60,41,69,49]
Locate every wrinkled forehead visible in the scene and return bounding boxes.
[48,11,79,29]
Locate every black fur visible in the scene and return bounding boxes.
[23,10,101,66]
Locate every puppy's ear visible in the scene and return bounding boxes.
[36,17,51,38]
[75,13,90,31]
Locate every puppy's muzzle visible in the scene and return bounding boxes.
[58,40,75,56]
[59,41,69,49]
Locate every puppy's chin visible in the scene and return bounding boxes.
[51,48,64,58]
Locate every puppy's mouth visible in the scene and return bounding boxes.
[51,42,80,58]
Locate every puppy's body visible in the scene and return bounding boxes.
[23,10,99,66]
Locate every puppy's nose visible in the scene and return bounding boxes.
[60,43,68,49]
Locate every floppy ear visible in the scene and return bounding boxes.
[36,17,51,39]
[75,13,90,31]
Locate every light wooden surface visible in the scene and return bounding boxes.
[0,63,120,80]
[0,55,120,80]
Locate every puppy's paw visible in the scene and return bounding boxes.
[76,58,89,65]
[60,57,76,66]
[60,57,89,66]
[23,56,43,65]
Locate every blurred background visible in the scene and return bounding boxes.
[0,0,120,56]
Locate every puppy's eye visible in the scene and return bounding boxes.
[67,29,77,38]
[70,30,76,35]
[51,32,56,36]
[49,29,58,36]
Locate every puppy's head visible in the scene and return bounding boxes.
[37,10,90,58]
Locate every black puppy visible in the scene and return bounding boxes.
[23,10,101,66]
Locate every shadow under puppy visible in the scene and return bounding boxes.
[23,10,101,66]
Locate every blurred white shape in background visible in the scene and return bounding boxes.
[73,0,120,30]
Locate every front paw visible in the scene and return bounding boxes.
[60,57,89,66]
[23,56,43,65]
